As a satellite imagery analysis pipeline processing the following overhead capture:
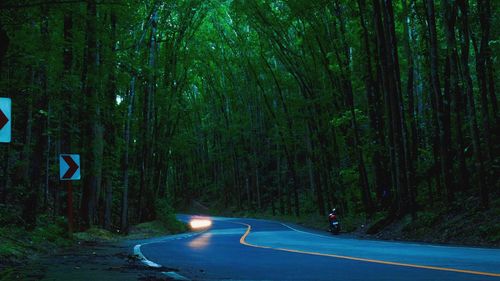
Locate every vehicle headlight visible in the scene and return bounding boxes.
[189,218,212,229]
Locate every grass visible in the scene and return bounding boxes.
[0,216,72,261]
[73,227,120,242]
[0,211,187,281]
[73,218,188,242]
[0,199,187,281]
[127,220,186,239]
[0,217,73,280]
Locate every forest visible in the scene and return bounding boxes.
[0,0,498,238]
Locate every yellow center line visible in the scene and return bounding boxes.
[234,222,500,278]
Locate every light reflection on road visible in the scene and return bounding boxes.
[189,233,213,249]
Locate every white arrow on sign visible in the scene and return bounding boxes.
[0,97,11,143]
[60,154,81,181]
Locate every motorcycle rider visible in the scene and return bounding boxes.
[328,208,340,234]
[328,208,337,222]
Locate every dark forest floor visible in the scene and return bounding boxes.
[356,195,500,248]
[2,241,176,281]
[0,221,181,281]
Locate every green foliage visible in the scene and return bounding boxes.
[0,0,497,249]
[487,225,500,243]
[340,212,367,233]
[155,198,187,234]
[339,167,358,184]
[0,228,28,259]
[299,192,319,214]
[0,215,72,263]
[31,216,72,246]
[402,211,440,232]
[73,227,118,242]
[331,109,369,129]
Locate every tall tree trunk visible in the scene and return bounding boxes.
[138,9,157,222]
[121,6,157,232]
[103,11,117,230]
[81,0,99,228]
[443,0,469,191]
[458,0,488,208]
[357,0,391,207]
[402,0,419,211]
[60,8,73,223]
[332,0,372,216]
[23,4,50,230]
[475,0,494,175]
[0,21,7,202]
[425,0,454,203]
[0,20,8,72]
[41,3,51,210]
[373,0,413,215]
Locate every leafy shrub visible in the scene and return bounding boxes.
[155,198,186,233]
[32,216,72,246]
[402,211,439,233]
[0,204,23,226]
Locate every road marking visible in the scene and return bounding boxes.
[281,223,333,239]
[162,271,191,280]
[281,223,468,250]
[133,244,162,268]
[133,231,206,280]
[236,222,500,278]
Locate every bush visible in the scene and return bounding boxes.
[0,204,23,226]
[155,198,186,233]
[31,215,72,246]
[402,211,439,233]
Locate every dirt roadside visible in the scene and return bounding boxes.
[0,221,186,281]
[3,239,179,281]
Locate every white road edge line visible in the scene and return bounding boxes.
[133,231,207,280]
[134,244,192,280]
[133,244,162,268]
[162,271,191,280]
[281,222,478,250]
[281,223,333,239]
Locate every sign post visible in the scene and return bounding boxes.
[60,154,80,234]
[67,181,73,234]
[0,97,11,143]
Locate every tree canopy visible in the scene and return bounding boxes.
[0,0,498,232]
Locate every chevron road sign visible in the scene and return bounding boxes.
[60,154,80,181]
[0,97,11,143]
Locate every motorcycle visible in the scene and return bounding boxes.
[328,212,340,235]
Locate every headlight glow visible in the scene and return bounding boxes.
[189,218,212,229]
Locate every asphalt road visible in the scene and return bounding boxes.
[136,215,500,281]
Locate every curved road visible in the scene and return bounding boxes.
[135,215,500,281]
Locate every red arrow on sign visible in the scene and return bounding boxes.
[62,155,79,179]
[0,109,8,130]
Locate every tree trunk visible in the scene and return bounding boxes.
[443,0,469,192]
[401,0,419,212]
[81,0,99,229]
[357,0,391,207]
[103,11,117,230]
[138,9,157,222]
[458,0,488,208]
[337,0,373,215]
[475,0,494,171]
[0,20,8,72]
[425,0,454,203]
